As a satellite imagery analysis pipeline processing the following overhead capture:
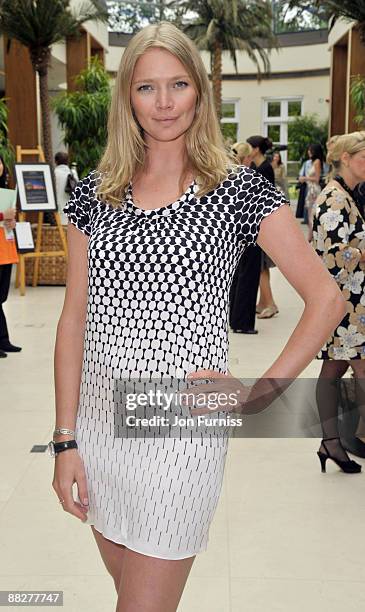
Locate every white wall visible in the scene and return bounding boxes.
[200,43,330,74]
[105,40,330,75]
[223,76,329,141]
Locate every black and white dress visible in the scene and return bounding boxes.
[63,166,287,559]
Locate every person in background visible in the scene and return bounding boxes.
[0,154,21,357]
[228,136,272,333]
[54,152,79,225]
[231,141,253,167]
[295,149,312,223]
[247,135,282,320]
[312,131,365,472]
[229,141,254,332]
[272,151,290,201]
[300,143,324,242]
[247,135,275,183]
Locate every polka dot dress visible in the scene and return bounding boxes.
[63,165,287,559]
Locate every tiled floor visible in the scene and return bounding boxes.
[1,255,365,611]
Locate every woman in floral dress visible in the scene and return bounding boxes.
[312,131,365,472]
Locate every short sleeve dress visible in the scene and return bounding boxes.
[312,183,365,360]
[63,165,287,559]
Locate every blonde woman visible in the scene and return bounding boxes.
[52,22,346,611]
[231,141,253,166]
[312,131,365,473]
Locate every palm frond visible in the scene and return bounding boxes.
[182,0,275,74]
[0,0,108,49]
[285,0,365,35]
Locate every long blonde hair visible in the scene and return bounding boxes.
[96,21,236,207]
[327,131,365,180]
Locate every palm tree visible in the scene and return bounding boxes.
[286,1,365,42]
[180,0,277,119]
[0,0,108,167]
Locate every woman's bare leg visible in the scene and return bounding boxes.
[116,548,195,612]
[91,526,127,592]
[257,268,277,310]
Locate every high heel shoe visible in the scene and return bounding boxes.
[317,437,362,474]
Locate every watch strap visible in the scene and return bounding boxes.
[53,440,78,454]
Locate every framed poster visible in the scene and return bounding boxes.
[14,163,57,212]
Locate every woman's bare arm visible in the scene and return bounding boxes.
[256,204,346,380]
[52,223,90,521]
[54,224,88,441]
[307,158,322,183]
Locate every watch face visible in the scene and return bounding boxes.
[47,441,56,458]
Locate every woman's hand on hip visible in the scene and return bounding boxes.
[181,369,290,416]
[181,369,251,416]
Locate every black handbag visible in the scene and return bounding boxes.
[65,173,77,194]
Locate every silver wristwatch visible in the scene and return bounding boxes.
[47,439,78,458]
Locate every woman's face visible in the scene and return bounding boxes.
[0,159,4,176]
[249,146,260,161]
[273,153,280,164]
[242,154,253,166]
[346,149,365,183]
[130,47,198,144]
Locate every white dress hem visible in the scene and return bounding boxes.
[87,521,206,560]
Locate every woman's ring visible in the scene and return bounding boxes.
[58,498,65,504]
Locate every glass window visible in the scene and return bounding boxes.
[263,98,303,167]
[268,124,280,143]
[288,100,302,117]
[221,100,239,143]
[222,102,236,118]
[267,101,281,117]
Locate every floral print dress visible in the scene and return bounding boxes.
[312,183,365,360]
[304,163,322,213]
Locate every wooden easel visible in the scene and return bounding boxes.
[15,145,68,295]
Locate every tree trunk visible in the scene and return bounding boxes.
[38,66,53,168]
[30,47,53,168]
[212,40,222,121]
